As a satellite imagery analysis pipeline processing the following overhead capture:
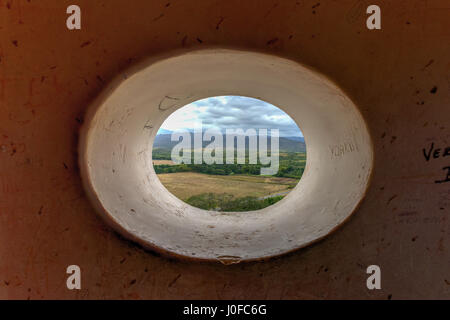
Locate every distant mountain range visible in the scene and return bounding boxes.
[153,132,306,153]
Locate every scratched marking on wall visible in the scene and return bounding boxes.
[329,141,358,159]
[395,215,445,226]
[346,0,369,24]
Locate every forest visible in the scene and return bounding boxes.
[152,149,306,179]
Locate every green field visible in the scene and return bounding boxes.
[153,149,306,179]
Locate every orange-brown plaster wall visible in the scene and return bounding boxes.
[0,0,449,299]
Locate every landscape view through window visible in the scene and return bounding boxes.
[152,96,306,212]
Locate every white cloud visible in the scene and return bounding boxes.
[159,96,303,137]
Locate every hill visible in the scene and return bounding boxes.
[153,133,306,153]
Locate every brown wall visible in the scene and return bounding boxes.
[0,0,449,299]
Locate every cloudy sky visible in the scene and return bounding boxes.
[158,96,303,137]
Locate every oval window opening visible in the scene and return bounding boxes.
[80,49,373,261]
[152,96,306,212]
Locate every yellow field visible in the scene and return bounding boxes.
[152,160,176,165]
[157,172,298,200]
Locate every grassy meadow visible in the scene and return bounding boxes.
[152,150,306,211]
